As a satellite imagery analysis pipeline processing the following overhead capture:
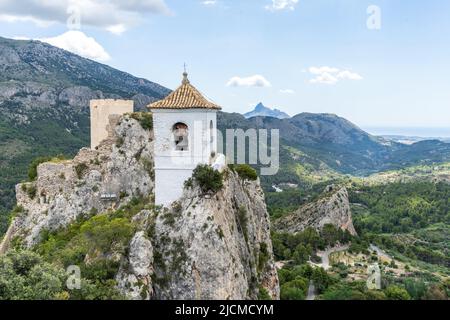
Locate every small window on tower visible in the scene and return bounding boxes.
[210,120,214,143]
[173,122,189,151]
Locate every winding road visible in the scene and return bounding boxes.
[369,244,391,260]
[315,244,350,270]
[306,281,316,300]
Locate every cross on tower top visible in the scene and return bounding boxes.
[182,63,189,84]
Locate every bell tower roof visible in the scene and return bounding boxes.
[148,71,221,110]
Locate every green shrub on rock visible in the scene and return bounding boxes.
[75,163,89,179]
[228,164,258,181]
[130,112,153,131]
[192,164,223,193]
[28,157,52,181]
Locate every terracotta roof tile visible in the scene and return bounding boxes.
[148,73,221,110]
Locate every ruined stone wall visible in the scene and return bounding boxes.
[90,99,134,149]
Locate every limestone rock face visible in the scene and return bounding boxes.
[151,171,280,300]
[116,231,154,300]
[2,114,154,249]
[273,186,357,236]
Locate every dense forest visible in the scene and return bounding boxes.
[268,179,450,300]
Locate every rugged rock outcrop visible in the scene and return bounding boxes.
[0,36,170,217]
[113,170,280,300]
[273,185,357,236]
[116,230,154,300]
[1,112,279,300]
[1,114,154,250]
[149,171,279,300]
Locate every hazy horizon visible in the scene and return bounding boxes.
[363,126,450,139]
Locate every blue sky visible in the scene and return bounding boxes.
[1,0,450,135]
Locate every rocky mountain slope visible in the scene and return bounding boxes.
[244,102,290,119]
[1,113,279,300]
[218,112,450,190]
[272,185,357,236]
[0,36,170,217]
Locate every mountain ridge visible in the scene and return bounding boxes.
[0,36,170,219]
[244,102,290,119]
[2,36,450,226]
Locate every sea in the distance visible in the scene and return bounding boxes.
[364,127,450,139]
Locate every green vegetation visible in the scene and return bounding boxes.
[8,196,155,300]
[384,285,411,300]
[237,206,249,242]
[192,164,223,193]
[0,38,166,239]
[0,115,87,235]
[26,184,37,200]
[265,181,339,219]
[27,154,67,181]
[320,281,386,300]
[28,156,52,181]
[0,250,69,300]
[281,277,309,300]
[350,182,450,269]
[74,163,89,180]
[350,182,450,234]
[129,112,153,131]
[272,226,352,264]
[257,242,269,273]
[278,264,335,300]
[257,286,272,300]
[272,179,450,300]
[116,137,124,148]
[228,164,258,181]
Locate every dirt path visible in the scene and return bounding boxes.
[315,244,350,270]
[369,244,391,260]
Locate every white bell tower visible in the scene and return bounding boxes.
[148,71,221,207]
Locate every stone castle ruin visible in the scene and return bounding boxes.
[90,99,134,150]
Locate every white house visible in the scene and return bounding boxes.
[148,72,222,206]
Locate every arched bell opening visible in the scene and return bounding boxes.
[173,122,189,151]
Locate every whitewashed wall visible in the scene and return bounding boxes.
[152,108,218,206]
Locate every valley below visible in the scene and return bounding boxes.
[0,36,449,300]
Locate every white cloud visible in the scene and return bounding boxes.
[0,14,54,27]
[40,31,111,62]
[265,0,299,11]
[226,75,272,88]
[337,70,363,81]
[309,66,340,75]
[308,66,363,85]
[0,0,171,34]
[106,24,127,36]
[280,89,295,94]
[202,0,217,6]
[310,73,338,85]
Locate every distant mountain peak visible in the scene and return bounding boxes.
[244,102,290,119]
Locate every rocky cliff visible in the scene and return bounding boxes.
[273,185,357,236]
[0,36,170,218]
[1,113,155,250]
[150,170,279,299]
[1,113,279,300]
